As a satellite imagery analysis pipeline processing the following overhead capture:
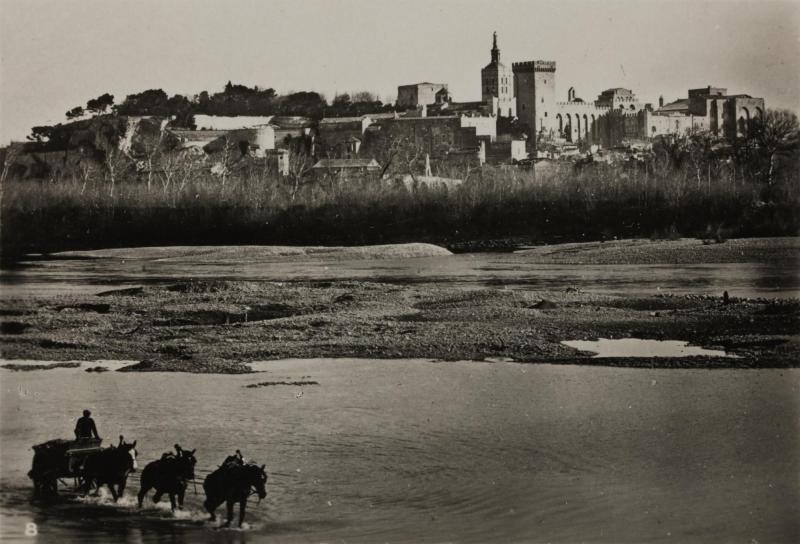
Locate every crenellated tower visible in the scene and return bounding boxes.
[512,60,556,150]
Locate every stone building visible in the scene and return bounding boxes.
[397,83,450,109]
[270,116,315,145]
[366,116,480,159]
[459,115,497,142]
[318,116,374,157]
[360,115,485,173]
[595,88,644,112]
[170,129,230,153]
[392,35,768,154]
[512,59,615,149]
[481,32,516,118]
[178,125,277,157]
[512,60,557,143]
[170,125,289,175]
[647,86,765,139]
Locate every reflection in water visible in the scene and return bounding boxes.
[561,338,735,358]
[1,359,798,543]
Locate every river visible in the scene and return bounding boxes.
[1,253,798,299]
[1,359,798,543]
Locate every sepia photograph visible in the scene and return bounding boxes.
[0,0,798,542]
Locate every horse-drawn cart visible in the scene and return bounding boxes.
[28,438,103,495]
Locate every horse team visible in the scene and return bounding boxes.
[29,438,268,528]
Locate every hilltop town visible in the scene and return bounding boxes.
[3,32,770,180]
[0,32,796,262]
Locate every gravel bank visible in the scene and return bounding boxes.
[1,277,796,372]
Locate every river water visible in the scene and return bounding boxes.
[1,359,798,543]
[1,253,798,299]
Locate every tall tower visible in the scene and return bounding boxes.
[481,32,515,118]
[512,60,556,150]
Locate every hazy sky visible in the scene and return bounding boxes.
[2,0,799,144]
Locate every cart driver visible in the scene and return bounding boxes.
[74,409,100,441]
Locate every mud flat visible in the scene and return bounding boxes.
[512,236,800,265]
[50,242,453,262]
[1,239,796,372]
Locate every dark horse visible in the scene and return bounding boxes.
[138,444,197,511]
[81,436,138,501]
[203,461,267,527]
[28,439,74,496]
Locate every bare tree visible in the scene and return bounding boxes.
[159,150,200,194]
[0,144,21,185]
[77,160,95,195]
[141,119,169,192]
[288,150,313,201]
[104,147,128,198]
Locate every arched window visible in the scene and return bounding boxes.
[738,107,750,136]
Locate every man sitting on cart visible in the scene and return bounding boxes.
[68,410,101,478]
[74,409,100,441]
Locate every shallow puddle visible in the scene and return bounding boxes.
[0,359,138,371]
[562,338,735,358]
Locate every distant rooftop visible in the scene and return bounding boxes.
[398,82,447,88]
[656,99,690,113]
[600,88,635,95]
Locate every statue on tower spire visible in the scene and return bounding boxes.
[491,31,500,64]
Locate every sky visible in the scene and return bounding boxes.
[1,0,799,144]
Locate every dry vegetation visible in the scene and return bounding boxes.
[3,144,798,263]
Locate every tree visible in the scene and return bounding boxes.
[332,93,351,107]
[277,91,327,119]
[66,106,85,120]
[0,144,22,185]
[167,94,195,128]
[86,93,115,115]
[28,125,54,144]
[351,91,376,103]
[117,89,170,116]
[750,109,799,185]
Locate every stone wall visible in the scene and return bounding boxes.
[459,115,497,142]
[726,97,765,138]
[363,117,479,163]
[554,102,609,143]
[596,111,646,147]
[397,83,448,108]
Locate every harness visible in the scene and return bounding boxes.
[248,483,263,504]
